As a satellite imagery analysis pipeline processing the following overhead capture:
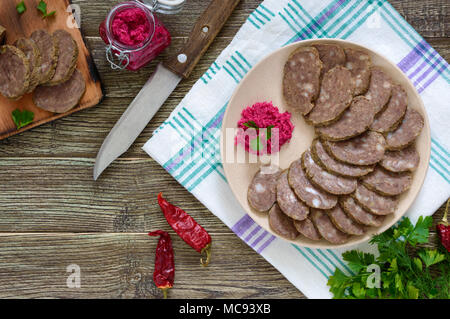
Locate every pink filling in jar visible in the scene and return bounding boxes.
[99,1,171,71]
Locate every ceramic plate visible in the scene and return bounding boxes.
[220,39,430,249]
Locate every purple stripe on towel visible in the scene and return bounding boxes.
[257,235,276,254]
[397,40,428,73]
[250,231,269,248]
[418,63,448,93]
[245,225,262,242]
[232,214,255,237]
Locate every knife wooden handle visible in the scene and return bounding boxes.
[163,0,241,79]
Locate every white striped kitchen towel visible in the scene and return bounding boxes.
[143,0,450,298]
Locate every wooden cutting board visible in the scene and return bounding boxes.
[0,0,103,140]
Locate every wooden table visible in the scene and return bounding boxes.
[0,0,448,299]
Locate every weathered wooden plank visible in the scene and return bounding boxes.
[0,157,446,233]
[73,0,449,38]
[0,233,305,298]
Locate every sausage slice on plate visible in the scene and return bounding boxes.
[46,30,79,86]
[329,204,366,236]
[14,38,42,93]
[283,46,322,115]
[0,45,31,100]
[365,67,393,115]
[323,131,386,166]
[311,139,374,177]
[306,66,354,126]
[311,209,349,244]
[371,84,407,133]
[269,204,299,240]
[340,196,385,227]
[344,48,371,95]
[381,145,420,173]
[294,218,321,241]
[30,29,58,85]
[288,158,337,210]
[276,171,309,221]
[362,166,412,196]
[302,149,357,195]
[33,69,86,113]
[385,107,424,150]
[352,183,399,215]
[313,44,346,77]
[247,166,281,213]
[316,96,374,141]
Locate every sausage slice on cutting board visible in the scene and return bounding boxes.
[33,69,86,113]
[0,45,31,100]
[46,30,79,86]
[14,38,42,93]
[30,29,58,85]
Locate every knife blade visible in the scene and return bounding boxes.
[94,0,241,180]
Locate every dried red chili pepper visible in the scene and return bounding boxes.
[437,199,450,252]
[148,230,175,299]
[157,192,212,266]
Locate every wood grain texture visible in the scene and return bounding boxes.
[0,0,448,299]
[0,0,103,140]
[164,0,241,78]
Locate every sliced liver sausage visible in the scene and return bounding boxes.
[365,67,393,115]
[323,131,386,166]
[30,29,58,85]
[302,149,357,195]
[381,145,420,172]
[329,204,366,236]
[276,171,309,221]
[313,44,346,77]
[269,204,299,240]
[385,107,424,150]
[0,45,31,100]
[306,66,354,126]
[288,158,337,210]
[33,69,86,113]
[294,218,321,241]
[311,209,349,244]
[247,166,281,213]
[46,30,79,86]
[14,38,41,93]
[362,166,412,196]
[311,139,374,177]
[340,196,385,227]
[371,84,407,133]
[352,183,399,215]
[283,46,322,115]
[316,96,374,141]
[344,48,371,95]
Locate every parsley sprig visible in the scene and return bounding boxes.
[328,216,450,299]
[37,0,56,19]
[16,1,27,14]
[12,109,34,130]
[242,121,275,152]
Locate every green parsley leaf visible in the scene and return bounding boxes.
[266,125,275,141]
[12,109,34,130]
[37,0,56,18]
[418,249,446,268]
[242,120,258,129]
[16,1,27,14]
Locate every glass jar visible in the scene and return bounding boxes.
[99,1,181,71]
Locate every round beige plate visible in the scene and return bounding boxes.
[220,39,431,249]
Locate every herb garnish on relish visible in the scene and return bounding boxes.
[12,109,34,130]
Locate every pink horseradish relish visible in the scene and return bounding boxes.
[99,3,171,71]
[235,102,294,155]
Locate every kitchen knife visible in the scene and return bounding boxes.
[94,0,241,180]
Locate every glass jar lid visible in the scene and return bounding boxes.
[138,0,185,14]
